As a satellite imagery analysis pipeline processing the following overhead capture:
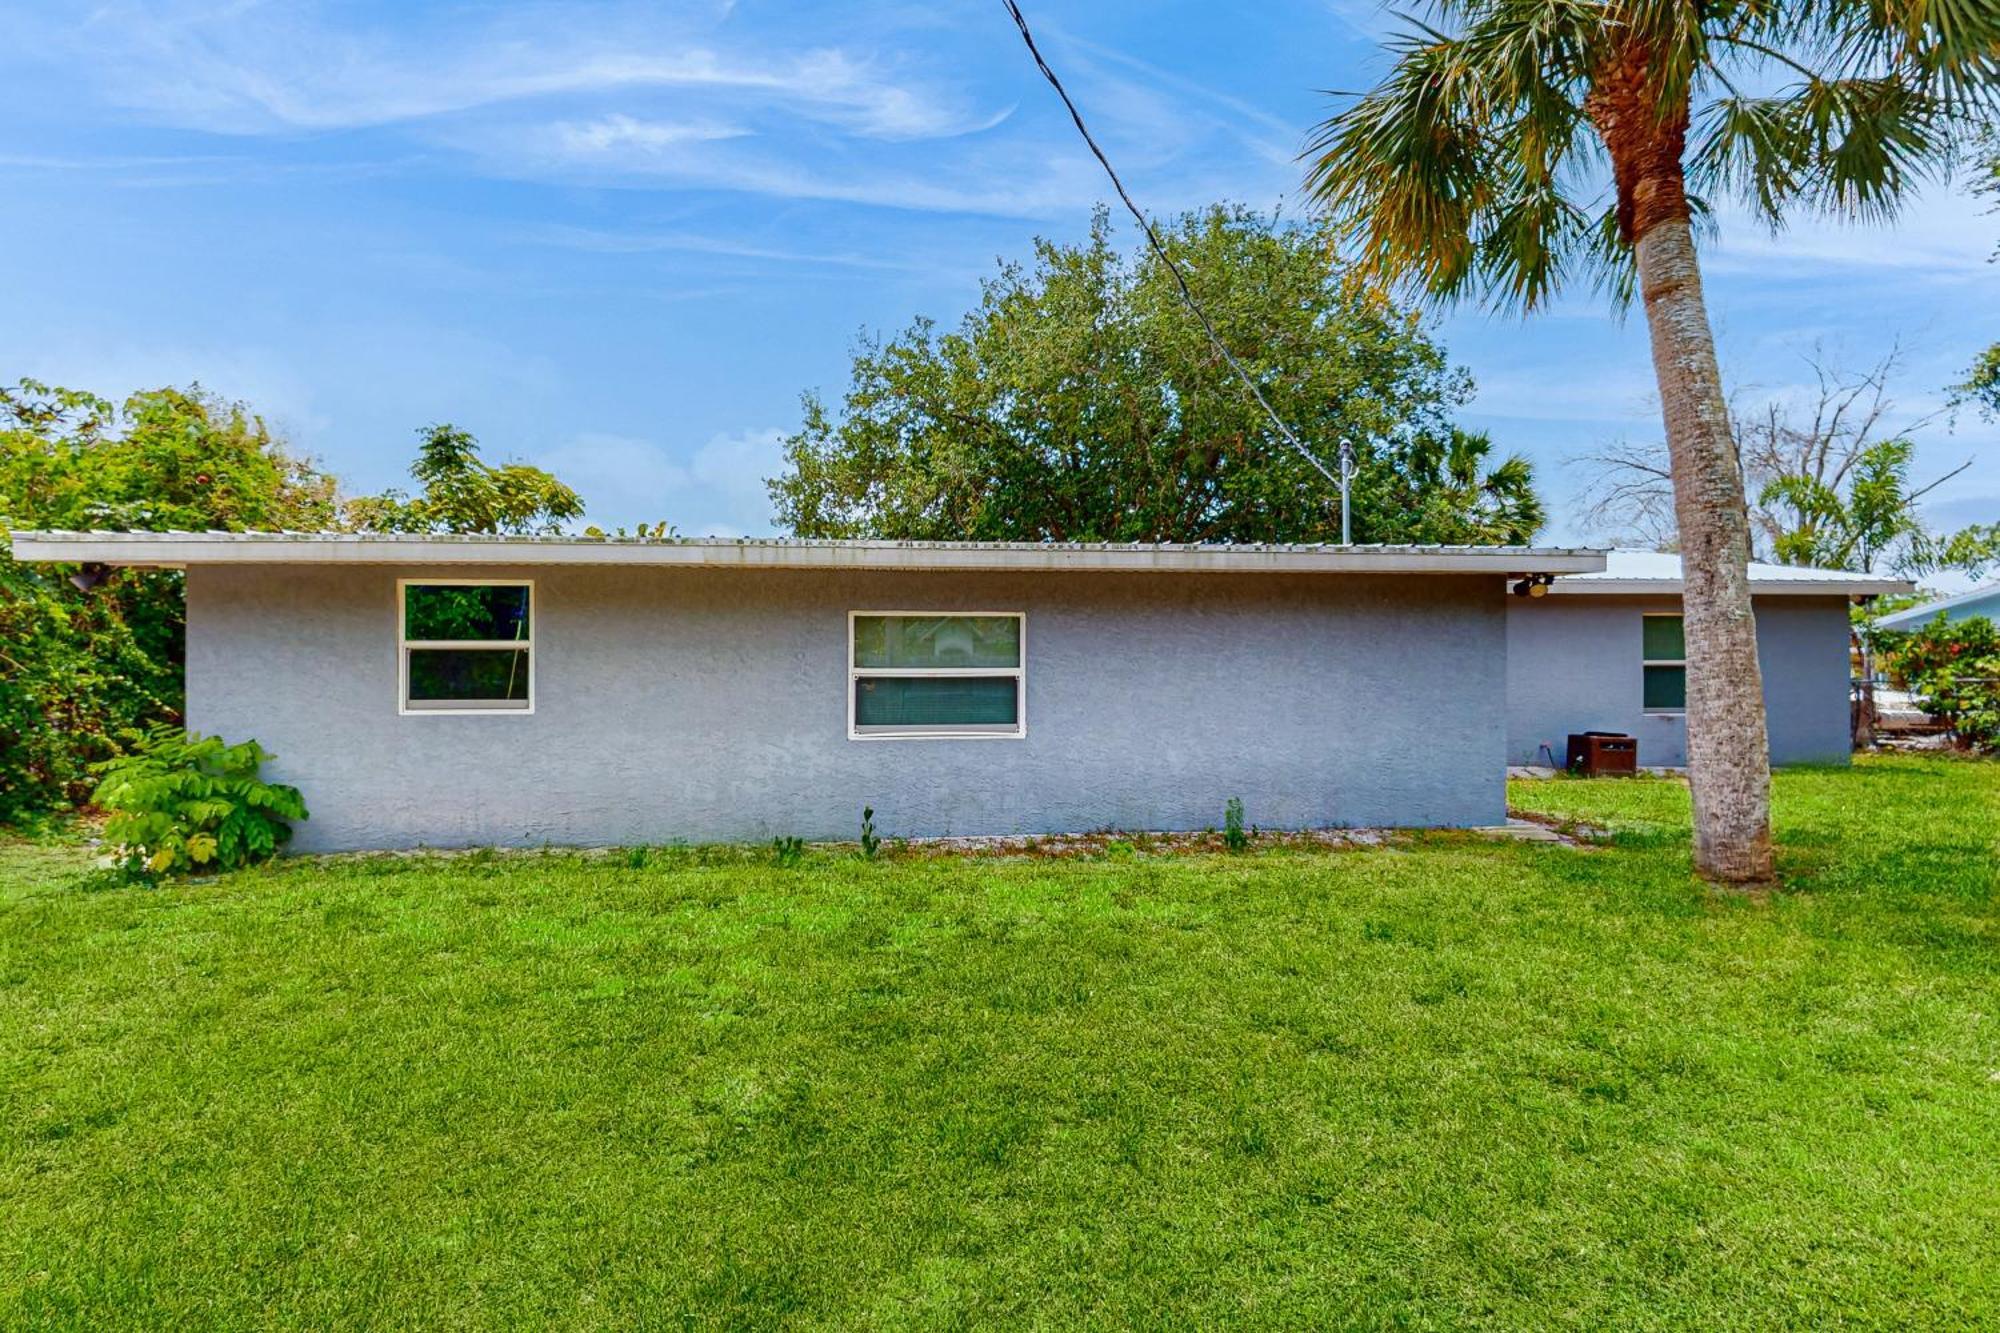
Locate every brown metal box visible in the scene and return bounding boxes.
[1566,732,1638,776]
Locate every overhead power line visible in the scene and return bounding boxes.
[998,0,1355,538]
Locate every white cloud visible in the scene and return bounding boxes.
[530,224,929,272]
[550,148,1110,218]
[54,5,1006,142]
[13,1,1301,220]
[555,115,750,155]
[1057,31,1303,163]
[480,121,1292,220]
[1319,0,1401,40]
[1703,189,1999,282]
[0,335,330,444]
[539,427,787,536]
[682,427,789,535]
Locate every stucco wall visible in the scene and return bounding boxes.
[1505,595,1854,768]
[186,565,1509,851]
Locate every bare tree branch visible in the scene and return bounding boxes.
[1905,457,1975,504]
[1573,343,1961,564]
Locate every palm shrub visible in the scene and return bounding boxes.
[1303,0,1995,883]
[92,729,308,878]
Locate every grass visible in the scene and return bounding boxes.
[2,755,1996,1329]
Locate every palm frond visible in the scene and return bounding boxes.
[1693,73,1958,224]
[1476,174,1596,306]
[1691,95,1804,227]
[1303,24,1497,300]
[1305,5,1615,309]
[1582,202,1640,305]
[1303,0,1985,311]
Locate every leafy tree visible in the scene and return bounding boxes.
[343,424,583,535]
[769,206,1543,545]
[1761,439,1999,578]
[1960,344,2000,420]
[0,547,169,822]
[3,380,336,533]
[1304,0,1994,885]
[0,380,337,820]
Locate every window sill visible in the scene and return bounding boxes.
[848,729,1026,742]
[400,706,536,717]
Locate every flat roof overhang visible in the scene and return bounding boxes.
[9,531,1608,576]
[1545,575,1913,597]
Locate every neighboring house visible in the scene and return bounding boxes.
[1869,582,2000,633]
[12,530,1601,851]
[1506,550,1910,769]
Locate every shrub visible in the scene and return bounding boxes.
[859,807,881,860]
[2,380,340,825]
[1223,797,1249,853]
[1875,615,2000,753]
[0,548,176,822]
[772,835,806,868]
[92,728,308,878]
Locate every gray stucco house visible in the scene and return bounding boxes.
[14,531,1602,851]
[1506,550,1908,769]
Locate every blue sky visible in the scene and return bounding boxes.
[2,0,1994,568]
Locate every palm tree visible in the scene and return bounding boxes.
[1304,0,1993,884]
[1394,428,1547,544]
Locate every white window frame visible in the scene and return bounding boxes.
[397,578,536,717]
[1641,611,1686,716]
[847,610,1026,741]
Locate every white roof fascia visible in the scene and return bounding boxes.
[8,530,1608,576]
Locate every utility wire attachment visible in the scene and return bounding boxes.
[999,0,1349,508]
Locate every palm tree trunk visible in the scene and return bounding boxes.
[1633,219,1774,884]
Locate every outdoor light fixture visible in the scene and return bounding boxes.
[1511,574,1554,598]
[68,563,108,592]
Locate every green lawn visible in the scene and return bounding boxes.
[3,756,1996,1329]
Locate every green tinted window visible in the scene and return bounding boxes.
[407,649,531,710]
[853,615,1019,669]
[406,584,531,642]
[849,613,1024,735]
[855,676,1018,729]
[1643,664,1687,711]
[1642,614,1685,661]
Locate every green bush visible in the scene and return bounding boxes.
[1875,614,2000,752]
[2,379,338,824]
[92,729,308,878]
[1223,797,1249,852]
[0,547,174,821]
